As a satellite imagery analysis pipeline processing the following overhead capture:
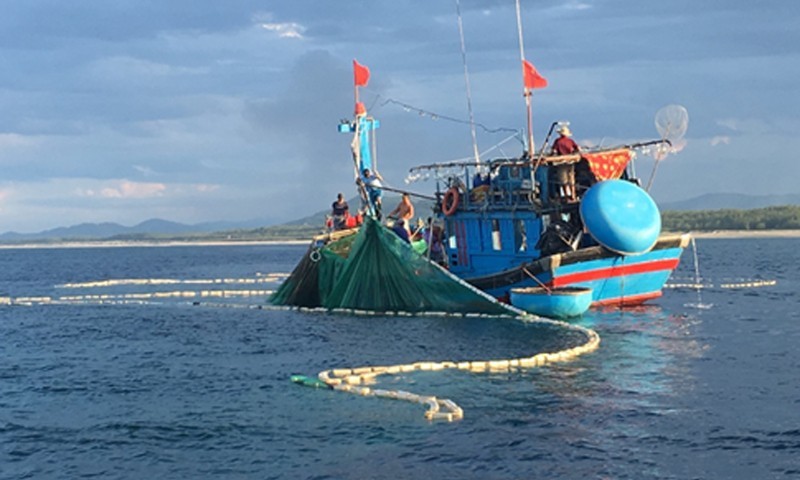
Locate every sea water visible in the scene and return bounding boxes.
[1,239,798,479]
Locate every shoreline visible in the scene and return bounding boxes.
[682,230,800,239]
[1,229,798,250]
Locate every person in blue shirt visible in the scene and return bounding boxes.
[360,168,384,219]
[391,219,410,243]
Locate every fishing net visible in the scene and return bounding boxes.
[270,217,511,314]
[267,244,322,307]
[653,104,689,160]
[655,104,689,142]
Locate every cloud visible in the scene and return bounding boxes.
[716,118,775,135]
[133,165,156,176]
[562,2,593,12]
[77,180,221,199]
[0,133,37,149]
[193,184,219,193]
[0,188,10,210]
[87,56,207,79]
[710,136,731,146]
[85,180,167,199]
[0,0,799,232]
[261,22,306,39]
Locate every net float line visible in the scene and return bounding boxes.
[1,289,275,306]
[291,308,600,423]
[0,294,600,422]
[58,274,289,289]
[665,279,777,289]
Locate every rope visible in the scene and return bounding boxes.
[311,308,600,422]
[374,97,518,135]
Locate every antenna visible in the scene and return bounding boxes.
[515,0,535,156]
[454,0,481,165]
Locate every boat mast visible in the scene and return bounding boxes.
[340,60,381,217]
[454,0,481,166]
[515,0,534,157]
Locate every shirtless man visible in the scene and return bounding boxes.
[388,193,415,226]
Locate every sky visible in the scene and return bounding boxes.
[1,0,798,232]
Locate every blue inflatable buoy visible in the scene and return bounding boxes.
[580,180,661,255]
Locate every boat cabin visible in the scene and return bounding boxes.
[419,149,635,280]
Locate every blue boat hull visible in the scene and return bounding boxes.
[465,234,690,307]
[510,286,593,318]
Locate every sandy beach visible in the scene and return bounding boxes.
[1,230,798,250]
[684,230,800,239]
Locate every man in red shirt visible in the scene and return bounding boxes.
[550,126,580,201]
[551,125,580,155]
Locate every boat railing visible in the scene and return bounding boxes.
[417,141,663,215]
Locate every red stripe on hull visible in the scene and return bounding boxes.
[552,258,680,287]
[592,291,662,307]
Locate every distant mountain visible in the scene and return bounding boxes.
[0,218,273,242]
[660,193,800,211]
[6,192,795,243]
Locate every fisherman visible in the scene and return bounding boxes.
[330,193,349,230]
[470,172,491,202]
[422,217,445,264]
[552,125,580,156]
[550,125,580,201]
[391,219,411,244]
[388,193,415,232]
[359,168,384,219]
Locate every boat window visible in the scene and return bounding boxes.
[491,219,502,251]
[514,219,527,252]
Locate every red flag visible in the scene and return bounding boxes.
[353,60,370,87]
[354,101,366,116]
[522,60,547,89]
[583,149,633,182]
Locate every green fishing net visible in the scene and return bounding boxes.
[270,217,510,314]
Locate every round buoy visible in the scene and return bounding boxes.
[580,180,661,255]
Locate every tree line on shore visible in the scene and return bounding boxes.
[661,205,800,231]
[248,205,800,240]
[110,204,800,241]
[3,205,799,245]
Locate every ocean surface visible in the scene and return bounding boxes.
[1,239,798,479]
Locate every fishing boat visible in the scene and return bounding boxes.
[341,56,691,309]
[408,142,691,307]
[270,61,690,315]
[273,8,691,315]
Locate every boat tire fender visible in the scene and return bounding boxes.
[443,187,459,216]
[309,249,322,263]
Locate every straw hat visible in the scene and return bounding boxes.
[558,125,572,136]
